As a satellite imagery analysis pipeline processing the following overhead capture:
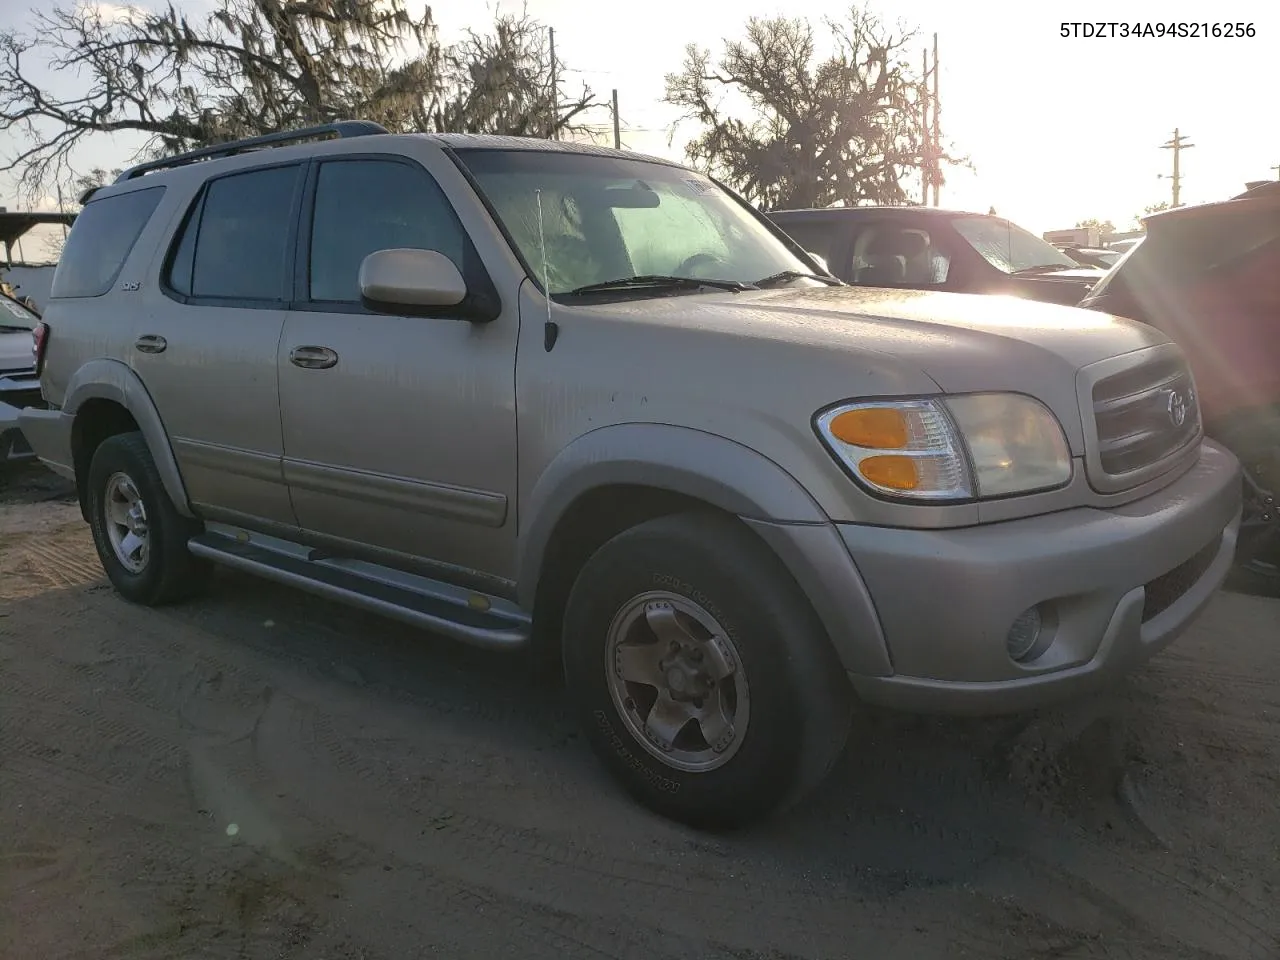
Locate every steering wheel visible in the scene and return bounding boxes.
[674,252,727,277]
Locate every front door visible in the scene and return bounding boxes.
[276,153,519,582]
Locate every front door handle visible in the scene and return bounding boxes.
[289,345,339,370]
[135,334,167,354]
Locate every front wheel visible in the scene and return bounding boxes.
[562,512,852,829]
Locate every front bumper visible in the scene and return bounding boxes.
[840,440,1242,715]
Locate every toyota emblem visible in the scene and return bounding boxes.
[1167,389,1188,427]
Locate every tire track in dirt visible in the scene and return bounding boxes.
[246,693,1088,959]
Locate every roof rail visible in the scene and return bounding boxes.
[114,120,390,183]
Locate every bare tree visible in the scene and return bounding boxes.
[0,0,438,195]
[0,1,599,197]
[1076,218,1118,236]
[1135,200,1170,231]
[433,12,598,138]
[664,7,965,209]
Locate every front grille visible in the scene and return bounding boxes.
[1141,534,1221,622]
[1091,353,1200,479]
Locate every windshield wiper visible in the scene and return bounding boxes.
[562,275,755,296]
[753,269,841,288]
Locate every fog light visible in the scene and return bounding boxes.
[1006,606,1043,662]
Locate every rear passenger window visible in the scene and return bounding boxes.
[51,186,164,299]
[167,164,300,302]
[307,159,467,303]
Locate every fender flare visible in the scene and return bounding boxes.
[63,358,195,518]
[516,423,892,676]
[517,423,828,603]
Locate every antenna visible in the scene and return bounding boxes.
[535,189,559,351]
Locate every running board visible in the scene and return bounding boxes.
[187,527,531,651]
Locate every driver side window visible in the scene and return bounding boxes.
[308,158,468,304]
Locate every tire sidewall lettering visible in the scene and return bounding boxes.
[592,709,681,793]
[649,572,741,648]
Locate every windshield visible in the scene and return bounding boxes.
[455,149,814,297]
[951,216,1078,274]
[0,292,40,329]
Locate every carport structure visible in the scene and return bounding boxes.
[0,209,76,267]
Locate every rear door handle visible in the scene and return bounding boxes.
[289,345,339,369]
[135,334,167,354]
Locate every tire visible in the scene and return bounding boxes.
[85,431,209,605]
[562,511,853,829]
[1217,415,1280,597]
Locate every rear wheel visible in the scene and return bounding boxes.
[86,432,209,605]
[562,512,852,829]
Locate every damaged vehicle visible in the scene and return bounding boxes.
[19,124,1241,827]
[1079,182,1280,590]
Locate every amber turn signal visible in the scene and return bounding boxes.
[857,455,919,490]
[827,407,909,449]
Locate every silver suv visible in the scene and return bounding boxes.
[18,122,1242,828]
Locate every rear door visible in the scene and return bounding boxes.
[132,162,303,525]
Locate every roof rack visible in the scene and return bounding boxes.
[113,120,390,183]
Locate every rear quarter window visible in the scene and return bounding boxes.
[51,186,165,299]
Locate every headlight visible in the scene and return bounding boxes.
[815,394,1071,502]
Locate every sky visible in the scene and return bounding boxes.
[2,0,1278,259]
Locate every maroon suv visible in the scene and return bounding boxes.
[1079,182,1280,589]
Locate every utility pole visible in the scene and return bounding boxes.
[920,49,929,205]
[1159,128,1194,207]
[56,185,68,241]
[930,33,940,206]
[548,27,558,141]
[612,89,620,149]
[1271,163,1280,180]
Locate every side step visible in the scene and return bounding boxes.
[188,527,531,651]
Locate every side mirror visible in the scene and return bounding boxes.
[359,248,467,311]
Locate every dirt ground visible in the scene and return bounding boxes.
[2,462,1279,960]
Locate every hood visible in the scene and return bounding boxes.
[1023,267,1105,281]
[1006,270,1101,306]
[587,284,1166,380]
[577,284,1172,454]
